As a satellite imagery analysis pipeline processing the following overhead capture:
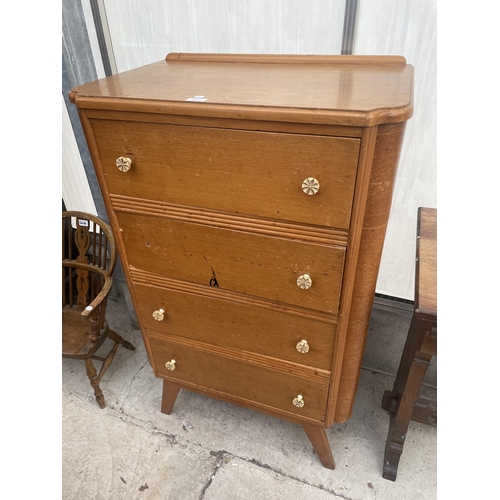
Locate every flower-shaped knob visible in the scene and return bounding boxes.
[116,157,132,172]
[296,340,310,354]
[165,359,176,371]
[302,177,320,195]
[152,309,165,321]
[297,274,312,290]
[293,395,305,408]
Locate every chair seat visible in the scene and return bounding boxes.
[62,306,108,359]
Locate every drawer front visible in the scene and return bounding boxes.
[134,282,335,370]
[148,334,329,422]
[91,119,360,229]
[118,212,345,314]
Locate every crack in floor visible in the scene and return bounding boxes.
[65,390,357,499]
[238,454,356,500]
[119,360,149,411]
[198,451,229,500]
[195,449,358,500]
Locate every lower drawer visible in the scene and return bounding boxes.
[148,334,330,422]
[134,281,336,370]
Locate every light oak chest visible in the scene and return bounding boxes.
[70,53,413,468]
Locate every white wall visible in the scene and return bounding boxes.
[62,0,104,215]
[81,0,107,79]
[356,0,437,299]
[76,0,437,300]
[62,95,97,215]
[102,0,346,72]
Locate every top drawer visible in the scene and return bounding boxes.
[90,119,360,229]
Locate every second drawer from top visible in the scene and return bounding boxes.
[118,211,346,314]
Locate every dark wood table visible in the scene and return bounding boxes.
[382,207,437,481]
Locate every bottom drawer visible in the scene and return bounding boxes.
[148,334,329,422]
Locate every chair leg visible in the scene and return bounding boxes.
[85,358,105,409]
[81,330,135,409]
[108,329,136,351]
[301,422,336,470]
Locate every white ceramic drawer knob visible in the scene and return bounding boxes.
[116,157,132,172]
[152,308,165,321]
[302,177,320,195]
[293,395,305,408]
[297,274,312,290]
[165,359,176,371]
[296,340,310,354]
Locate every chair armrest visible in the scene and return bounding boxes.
[80,275,114,317]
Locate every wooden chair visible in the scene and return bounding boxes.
[62,211,136,408]
[381,207,437,481]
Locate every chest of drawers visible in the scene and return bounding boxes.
[69,53,413,469]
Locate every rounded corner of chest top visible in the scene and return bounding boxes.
[365,103,414,127]
[68,90,78,104]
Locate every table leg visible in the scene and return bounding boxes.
[382,317,433,481]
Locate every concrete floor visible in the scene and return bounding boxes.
[62,297,437,500]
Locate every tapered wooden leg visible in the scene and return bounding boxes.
[85,358,105,409]
[301,422,335,470]
[161,379,181,415]
[108,329,136,351]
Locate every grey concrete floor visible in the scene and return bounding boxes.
[62,297,437,500]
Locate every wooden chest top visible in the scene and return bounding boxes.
[69,53,413,126]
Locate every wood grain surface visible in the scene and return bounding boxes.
[333,123,407,423]
[110,194,349,247]
[148,333,329,422]
[90,119,360,229]
[166,53,407,65]
[69,55,413,126]
[133,281,336,370]
[117,211,346,314]
[324,125,379,426]
[85,109,364,138]
[415,207,437,318]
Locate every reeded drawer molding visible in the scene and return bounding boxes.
[130,267,337,325]
[147,331,331,384]
[111,194,348,247]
